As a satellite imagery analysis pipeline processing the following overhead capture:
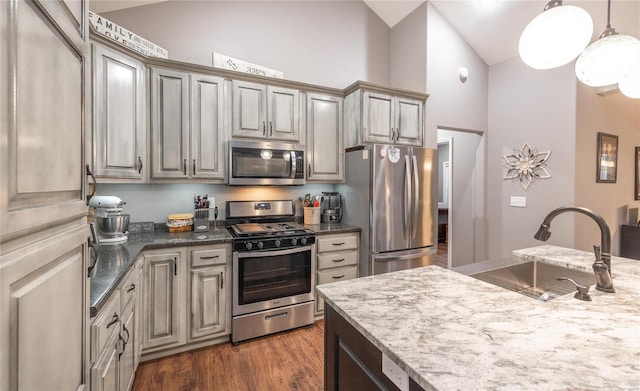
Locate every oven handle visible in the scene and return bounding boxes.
[234,245,313,258]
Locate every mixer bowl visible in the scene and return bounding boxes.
[95,214,130,237]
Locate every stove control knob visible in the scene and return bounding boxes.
[245,242,253,251]
[291,238,298,246]
[274,239,281,247]
[300,237,307,245]
[257,241,264,250]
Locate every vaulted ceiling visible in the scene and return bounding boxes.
[89,0,640,66]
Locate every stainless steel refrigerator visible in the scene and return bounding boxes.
[338,144,437,276]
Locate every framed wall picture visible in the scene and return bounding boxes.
[635,147,640,200]
[596,132,618,183]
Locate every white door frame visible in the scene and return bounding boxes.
[437,137,453,268]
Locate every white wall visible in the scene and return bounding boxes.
[424,3,488,149]
[574,85,640,256]
[390,2,427,93]
[487,59,577,260]
[101,0,390,89]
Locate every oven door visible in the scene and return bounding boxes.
[233,245,314,316]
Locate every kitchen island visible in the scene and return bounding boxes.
[316,245,640,390]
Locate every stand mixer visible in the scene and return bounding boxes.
[89,196,130,244]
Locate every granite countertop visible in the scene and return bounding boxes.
[90,222,361,317]
[316,245,640,390]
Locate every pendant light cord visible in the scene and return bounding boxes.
[606,0,611,28]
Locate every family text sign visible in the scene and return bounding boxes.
[213,52,284,79]
[89,12,168,59]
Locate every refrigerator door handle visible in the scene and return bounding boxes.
[412,155,420,240]
[404,155,411,241]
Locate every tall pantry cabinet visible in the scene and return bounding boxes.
[0,0,90,390]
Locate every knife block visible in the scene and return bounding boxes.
[193,208,210,232]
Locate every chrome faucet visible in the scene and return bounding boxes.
[534,206,614,293]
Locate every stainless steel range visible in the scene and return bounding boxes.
[226,200,316,343]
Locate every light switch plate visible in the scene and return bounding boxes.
[510,196,526,208]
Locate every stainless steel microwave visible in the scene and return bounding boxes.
[228,140,305,185]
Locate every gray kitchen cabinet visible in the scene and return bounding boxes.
[150,67,190,179]
[93,43,146,180]
[305,93,344,182]
[0,1,90,390]
[90,264,140,391]
[91,292,121,391]
[232,80,301,142]
[188,245,230,341]
[151,68,226,180]
[314,233,360,315]
[141,248,187,352]
[345,82,427,148]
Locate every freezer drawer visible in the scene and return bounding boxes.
[371,247,436,275]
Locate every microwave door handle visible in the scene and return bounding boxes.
[291,151,297,179]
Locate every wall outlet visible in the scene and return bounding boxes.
[510,196,526,208]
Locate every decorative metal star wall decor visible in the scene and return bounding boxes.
[503,143,552,190]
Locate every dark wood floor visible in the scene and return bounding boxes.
[132,321,324,391]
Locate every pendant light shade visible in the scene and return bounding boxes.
[619,66,640,99]
[519,1,593,70]
[575,30,640,87]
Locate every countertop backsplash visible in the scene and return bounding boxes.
[98,183,333,223]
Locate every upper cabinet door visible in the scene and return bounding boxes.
[0,0,89,239]
[190,74,225,180]
[362,91,394,144]
[267,86,300,142]
[151,68,190,179]
[232,80,266,139]
[93,44,146,179]
[395,97,423,147]
[306,93,344,182]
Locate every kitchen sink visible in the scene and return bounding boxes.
[469,261,596,300]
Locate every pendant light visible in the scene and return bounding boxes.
[519,0,593,70]
[575,0,640,87]
[618,66,640,99]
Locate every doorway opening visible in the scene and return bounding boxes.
[437,128,486,269]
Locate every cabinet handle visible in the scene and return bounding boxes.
[122,323,130,344]
[332,258,345,263]
[332,275,345,279]
[117,332,126,361]
[87,238,98,277]
[263,121,266,135]
[85,164,97,205]
[200,255,220,260]
[395,128,400,142]
[106,312,119,329]
[127,283,135,293]
[390,128,395,142]
[137,156,143,174]
[173,257,178,276]
[183,159,187,175]
[307,164,311,178]
[332,242,346,246]
[220,272,224,290]
[269,121,273,136]
[193,159,196,174]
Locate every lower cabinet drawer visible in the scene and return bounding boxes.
[317,250,358,270]
[90,292,121,363]
[317,266,358,285]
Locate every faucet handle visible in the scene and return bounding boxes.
[557,277,592,301]
[593,245,602,262]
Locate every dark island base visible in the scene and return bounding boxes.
[324,306,427,391]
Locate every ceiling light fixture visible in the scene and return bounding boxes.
[575,0,640,87]
[618,66,640,99]
[519,0,593,70]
